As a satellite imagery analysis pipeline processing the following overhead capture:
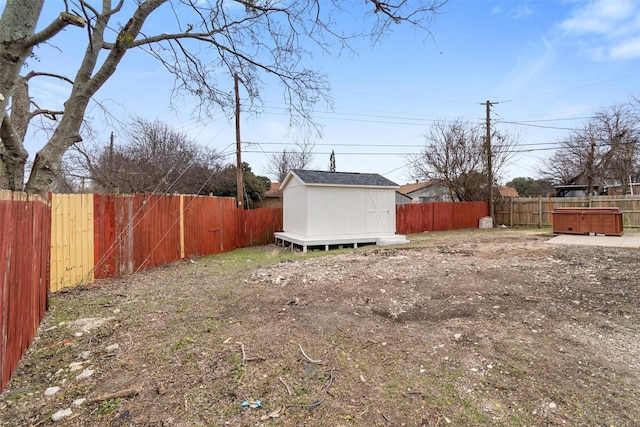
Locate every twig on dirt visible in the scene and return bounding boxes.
[237,341,246,364]
[298,343,323,364]
[525,295,559,301]
[32,418,48,427]
[279,376,292,396]
[323,370,334,392]
[235,341,264,362]
[87,387,141,404]
[380,412,391,422]
[308,398,324,411]
[362,339,379,348]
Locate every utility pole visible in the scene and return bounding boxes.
[481,100,496,226]
[234,73,244,209]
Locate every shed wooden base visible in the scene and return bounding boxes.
[274,232,409,253]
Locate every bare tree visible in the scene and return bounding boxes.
[597,104,639,194]
[409,118,518,201]
[540,102,639,194]
[0,0,447,195]
[65,118,223,194]
[266,141,314,182]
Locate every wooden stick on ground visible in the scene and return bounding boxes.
[236,341,246,364]
[298,343,323,364]
[87,387,141,404]
[279,376,292,396]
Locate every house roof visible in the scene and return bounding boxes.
[398,181,440,195]
[265,182,283,198]
[398,182,428,195]
[498,186,519,198]
[283,170,398,188]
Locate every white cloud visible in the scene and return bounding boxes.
[610,35,640,59]
[557,0,640,61]
[491,6,502,15]
[560,0,635,35]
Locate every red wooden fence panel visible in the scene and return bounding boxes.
[0,193,50,393]
[93,194,248,279]
[94,194,116,279]
[140,194,181,270]
[454,201,490,229]
[237,208,283,248]
[114,194,182,274]
[396,201,489,234]
[183,196,237,256]
[432,202,455,231]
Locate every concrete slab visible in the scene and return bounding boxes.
[545,232,640,249]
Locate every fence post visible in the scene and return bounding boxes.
[538,196,542,228]
[179,195,185,260]
[509,198,513,227]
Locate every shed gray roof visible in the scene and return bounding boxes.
[290,169,398,187]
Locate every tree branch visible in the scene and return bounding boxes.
[25,71,74,85]
[25,12,86,47]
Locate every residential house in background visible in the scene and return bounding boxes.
[395,191,412,205]
[398,181,454,203]
[554,184,601,198]
[253,182,283,209]
[605,183,640,196]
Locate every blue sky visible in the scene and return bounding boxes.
[18,0,640,185]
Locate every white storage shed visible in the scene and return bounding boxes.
[274,170,409,252]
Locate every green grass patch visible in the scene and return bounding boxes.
[197,245,358,276]
[98,398,121,416]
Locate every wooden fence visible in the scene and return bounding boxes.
[50,194,283,292]
[0,191,50,392]
[494,196,640,229]
[396,201,489,234]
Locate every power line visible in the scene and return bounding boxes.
[495,120,582,131]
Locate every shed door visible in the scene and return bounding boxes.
[365,190,390,233]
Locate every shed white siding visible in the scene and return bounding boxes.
[305,186,395,236]
[280,171,398,237]
[282,174,307,234]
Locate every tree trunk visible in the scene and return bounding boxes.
[0,0,44,130]
[25,0,165,195]
[0,116,28,190]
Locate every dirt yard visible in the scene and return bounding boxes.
[1,229,639,426]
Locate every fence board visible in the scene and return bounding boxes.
[237,208,284,248]
[183,196,237,256]
[50,194,94,291]
[0,191,50,392]
[93,195,116,279]
[396,201,489,234]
